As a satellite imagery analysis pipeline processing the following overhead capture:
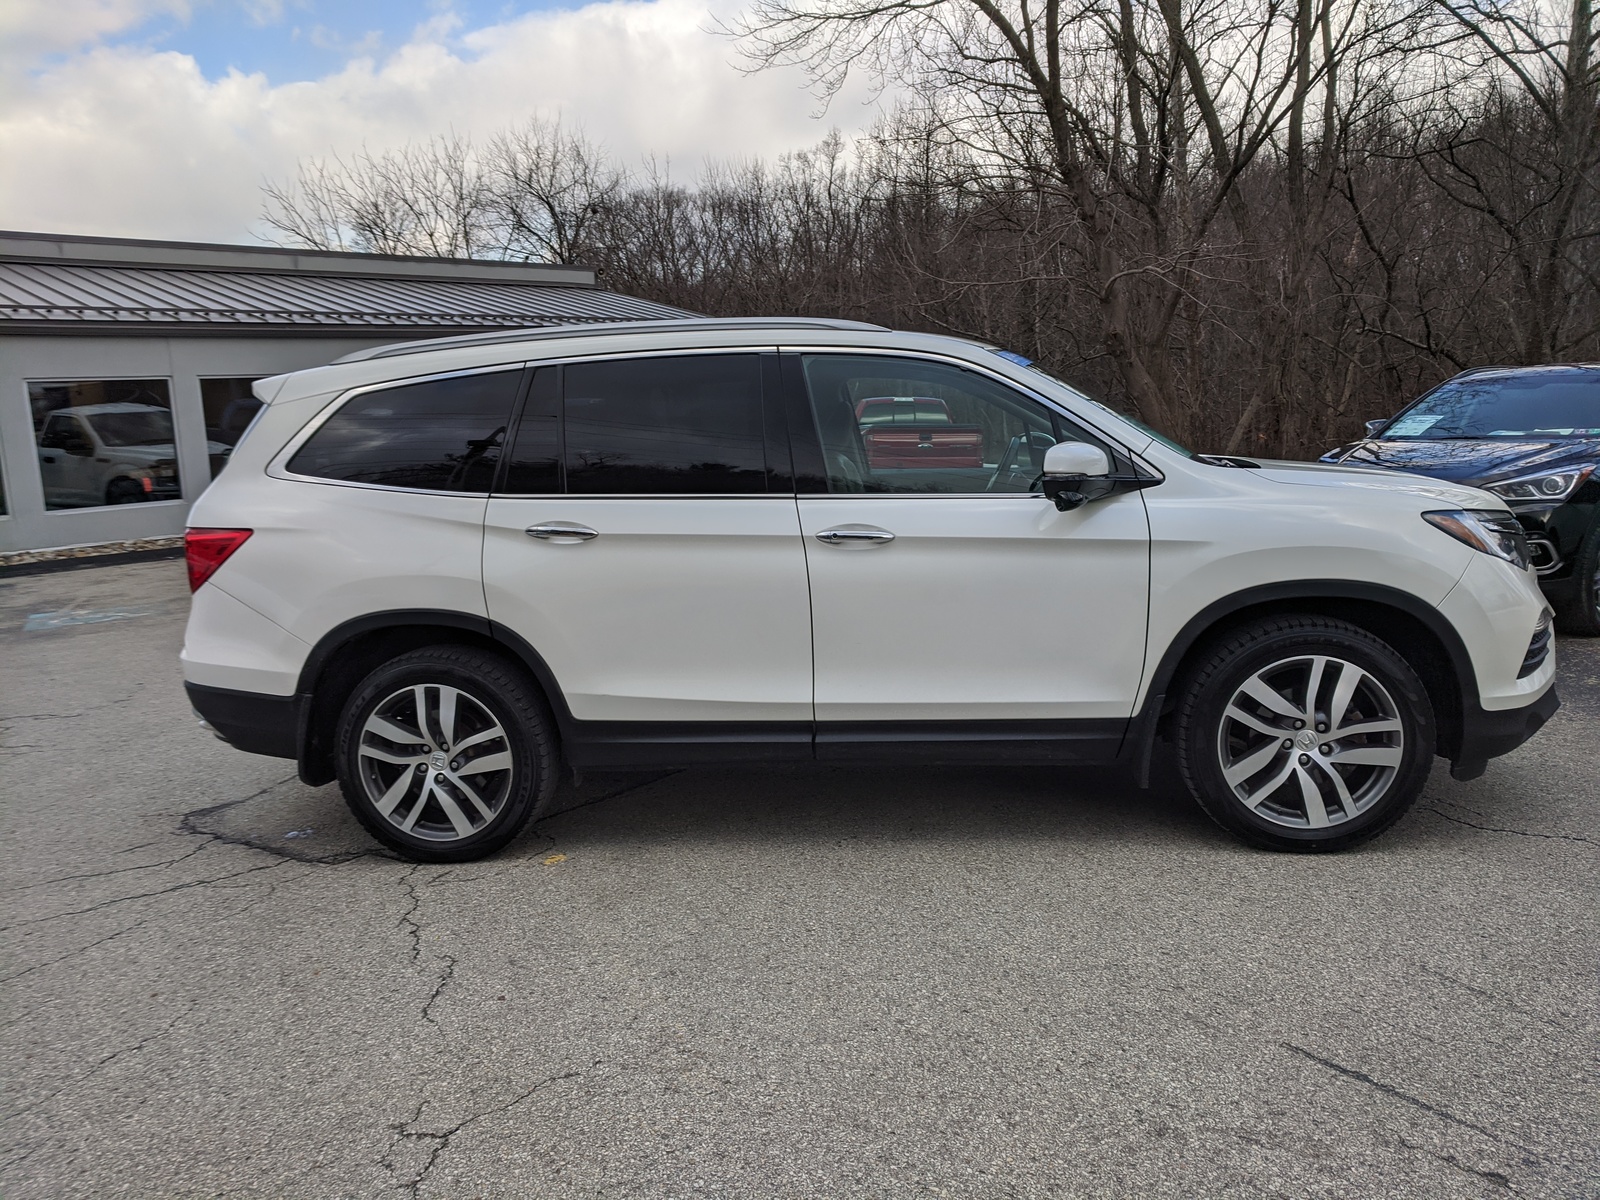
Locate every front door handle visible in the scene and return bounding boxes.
[815,527,895,545]
[525,523,599,542]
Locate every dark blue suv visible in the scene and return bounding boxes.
[1323,365,1600,635]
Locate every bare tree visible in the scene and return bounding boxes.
[728,0,1406,443]
[486,119,629,264]
[259,0,1600,459]
[1415,0,1600,361]
[262,134,495,257]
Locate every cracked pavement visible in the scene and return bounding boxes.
[1,558,1595,1198]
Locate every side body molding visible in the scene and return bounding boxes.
[291,610,1132,779]
[291,581,1485,784]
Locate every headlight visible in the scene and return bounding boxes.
[1422,510,1532,570]
[1485,466,1593,501]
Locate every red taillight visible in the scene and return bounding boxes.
[185,528,252,592]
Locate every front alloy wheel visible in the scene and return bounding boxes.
[1177,617,1435,852]
[1216,655,1404,830]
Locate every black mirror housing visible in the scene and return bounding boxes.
[1044,474,1122,510]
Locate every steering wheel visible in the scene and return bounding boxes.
[987,431,1057,491]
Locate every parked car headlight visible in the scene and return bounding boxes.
[1485,466,1593,501]
[1423,510,1532,570]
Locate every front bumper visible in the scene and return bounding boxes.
[1510,497,1597,583]
[1449,685,1560,780]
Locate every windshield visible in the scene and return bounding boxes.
[987,348,1196,456]
[1089,401,1194,456]
[1383,371,1600,439]
[86,408,174,447]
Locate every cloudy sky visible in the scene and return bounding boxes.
[0,0,887,245]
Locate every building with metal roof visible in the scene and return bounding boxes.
[0,231,692,556]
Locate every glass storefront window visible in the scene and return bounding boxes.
[29,379,181,510]
[200,378,263,479]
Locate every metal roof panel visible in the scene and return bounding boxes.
[0,261,692,331]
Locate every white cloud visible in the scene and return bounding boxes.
[239,0,286,26]
[0,0,189,61]
[0,0,888,244]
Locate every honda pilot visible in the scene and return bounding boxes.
[181,319,1559,861]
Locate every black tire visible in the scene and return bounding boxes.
[335,646,558,862]
[1175,617,1435,852]
[105,478,145,505]
[1553,518,1600,636]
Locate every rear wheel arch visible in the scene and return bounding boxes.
[294,611,573,785]
[1144,583,1473,762]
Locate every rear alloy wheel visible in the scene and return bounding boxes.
[336,647,557,862]
[1176,618,1435,851]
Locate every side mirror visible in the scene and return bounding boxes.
[1041,442,1114,511]
[1042,442,1112,478]
[1364,418,1388,437]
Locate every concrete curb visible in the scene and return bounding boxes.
[0,536,185,578]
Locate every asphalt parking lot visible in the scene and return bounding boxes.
[1,558,1595,1199]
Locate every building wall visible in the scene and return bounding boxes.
[0,333,402,553]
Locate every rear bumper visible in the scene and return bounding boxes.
[186,682,301,760]
[1450,685,1560,780]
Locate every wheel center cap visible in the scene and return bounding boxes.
[430,752,447,770]
[1295,730,1318,751]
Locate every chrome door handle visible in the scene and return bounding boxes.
[525,523,598,542]
[815,527,895,544]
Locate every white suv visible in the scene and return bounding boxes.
[181,319,1560,861]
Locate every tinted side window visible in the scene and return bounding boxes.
[564,355,766,494]
[288,370,521,492]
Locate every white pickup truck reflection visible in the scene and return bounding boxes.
[35,403,224,509]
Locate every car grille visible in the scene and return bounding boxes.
[1518,613,1554,678]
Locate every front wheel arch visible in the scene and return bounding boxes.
[1142,586,1469,766]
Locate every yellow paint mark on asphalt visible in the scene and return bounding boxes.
[543,854,567,865]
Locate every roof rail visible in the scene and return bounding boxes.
[1452,362,1600,377]
[334,317,891,363]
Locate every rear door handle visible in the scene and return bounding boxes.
[525,523,598,542]
[815,527,895,544]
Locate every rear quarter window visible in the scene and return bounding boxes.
[288,370,522,492]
